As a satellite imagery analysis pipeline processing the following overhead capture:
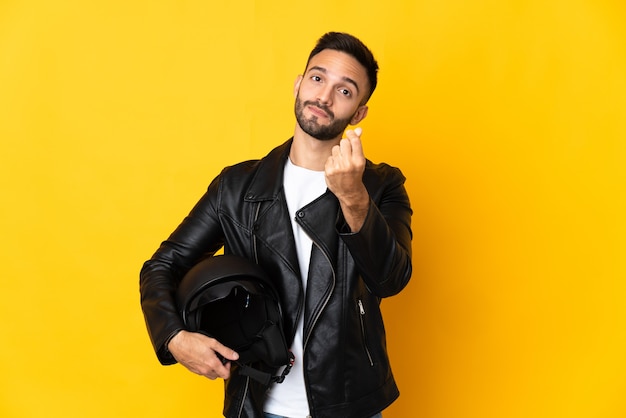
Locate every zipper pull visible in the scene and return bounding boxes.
[358,299,365,315]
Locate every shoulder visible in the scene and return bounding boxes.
[219,140,291,180]
[363,160,407,189]
[212,139,292,199]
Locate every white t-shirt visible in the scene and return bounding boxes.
[263,157,327,418]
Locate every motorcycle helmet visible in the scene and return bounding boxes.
[176,254,293,385]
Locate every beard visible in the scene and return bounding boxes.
[294,96,353,141]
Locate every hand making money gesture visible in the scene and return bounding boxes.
[325,127,370,232]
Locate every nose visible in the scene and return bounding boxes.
[317,85,333,105]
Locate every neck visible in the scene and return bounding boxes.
[289,125,341,171]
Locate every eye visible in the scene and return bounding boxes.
[311,75,322,82]
[339,88,352,97]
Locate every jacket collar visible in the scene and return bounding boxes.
[244,138,292,202]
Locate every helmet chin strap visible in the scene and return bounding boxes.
[237,351,295,385]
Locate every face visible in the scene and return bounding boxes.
[294,49,370,141]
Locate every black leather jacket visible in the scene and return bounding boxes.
[140,139,413,418]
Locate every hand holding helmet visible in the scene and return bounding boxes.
[167,329,239,380]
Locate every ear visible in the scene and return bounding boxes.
[293,75,303,97]
[350,105,369,125]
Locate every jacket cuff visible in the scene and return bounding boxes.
[157,329,184,365]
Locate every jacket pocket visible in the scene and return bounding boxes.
[357,299,374,367]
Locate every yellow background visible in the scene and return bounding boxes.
[1,0,625,417]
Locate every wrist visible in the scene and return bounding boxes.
[340,190,370,233]
[165,329,185,354]
[338,186,369,210]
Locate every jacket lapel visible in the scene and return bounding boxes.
[243,139,300,277]
[242,140,303,339]
[297,192,341,338]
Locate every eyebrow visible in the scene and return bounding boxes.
[307,65,361,95]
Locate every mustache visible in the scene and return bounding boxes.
[304,100,334,119]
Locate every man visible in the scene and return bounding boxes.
[140,32,413,418]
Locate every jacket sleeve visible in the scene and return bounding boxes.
[339,165,413,298]
[139,174,225,364]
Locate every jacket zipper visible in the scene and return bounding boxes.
[301,240,335,418]
[252,203,262,264]
[236,375,250,418]
[358,299,374,367]
[239,202,257,418]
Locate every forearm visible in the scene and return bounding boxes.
[341,183,413,297]
[336,184,370,232]
[139,258,187,364]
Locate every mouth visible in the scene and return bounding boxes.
[307,104,331,119]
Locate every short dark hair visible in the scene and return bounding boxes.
[306,32,379,103]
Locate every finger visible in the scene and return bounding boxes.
[341,133,363,160]
[339,137,353,157]
[211,357,233,380]
[349,135,364,159]
[325,154,336,175]
[212,340,239,362]
[344,127,362,140]
[345,128,362,139]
